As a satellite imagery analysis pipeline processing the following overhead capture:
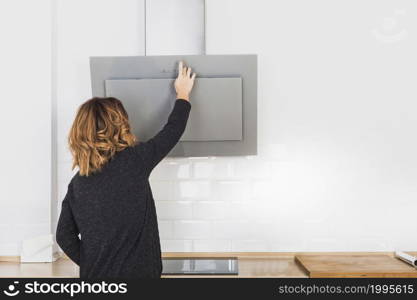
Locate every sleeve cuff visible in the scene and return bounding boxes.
[175,98,192,110]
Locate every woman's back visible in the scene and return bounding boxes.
[57,98,192,278]
[56,62,195,278]
[67,145,161,278]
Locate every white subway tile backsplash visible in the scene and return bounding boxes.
[239,201,281,220]
[158,220,173,239]
[175,180,211,200]
[192,201,230,220]
[150,161,191,180]
[249,221,277,240]
[193,158,234,179]
[155,201,193,220]
[389,235,417,252]
[234,157,272,179]
[229,201,247,220]
[212,221,256,240]
[268,241,303,252]
[161,240,193,252]
[214,180,249,201]
[250,180,277,200]
[173,221,211,239]
[193,240,232,252]
[193,160,214,178]
[348,237,390,252]
[231,240,269,252]
[228,201,283,221]
[150,181,174,201]
[302,238,349,252]
[262,143,290,161]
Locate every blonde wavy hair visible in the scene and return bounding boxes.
[69,97,137,176]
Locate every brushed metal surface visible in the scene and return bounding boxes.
[90,54,257,156]
[105,77,242,142]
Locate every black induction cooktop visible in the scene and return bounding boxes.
[162,258,238,275]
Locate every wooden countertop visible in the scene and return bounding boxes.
[0,252,415,278]
[296,254,417,278]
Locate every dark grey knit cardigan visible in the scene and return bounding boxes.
[56,99,191,278]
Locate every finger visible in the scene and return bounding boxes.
[182,64,187,77]
[191,72,196,80]
[187,67,192,78]
[178,61,183,76]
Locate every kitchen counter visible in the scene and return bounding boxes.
[0,252,415,278]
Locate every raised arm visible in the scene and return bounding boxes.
[136,61,196,172]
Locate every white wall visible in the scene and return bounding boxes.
[55,0,146,228]
[54,0,417,252]
[146,0,205,55]
[0,0,52,255]
[202,0,417,251]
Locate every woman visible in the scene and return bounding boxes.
[56,61,196,278]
